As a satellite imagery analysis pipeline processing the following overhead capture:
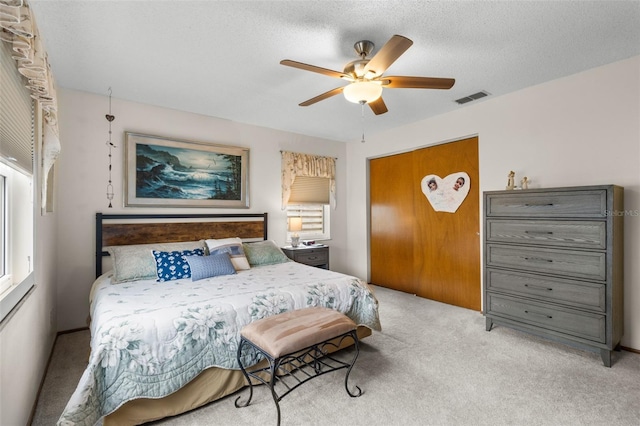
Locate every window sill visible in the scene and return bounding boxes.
[0,272,35,324]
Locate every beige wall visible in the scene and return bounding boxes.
[345,56,640,350]
[54,89,348,331]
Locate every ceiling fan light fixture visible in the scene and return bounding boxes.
[343,81,383,104]
[281,35,454,114]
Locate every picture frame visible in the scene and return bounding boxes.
[124,132,249,208]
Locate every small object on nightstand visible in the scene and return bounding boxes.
[282,245,329,270]
[288,217,302,247]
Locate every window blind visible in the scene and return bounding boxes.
[288,176,330,204]
[0,39,34,174]
[287,205,325,233]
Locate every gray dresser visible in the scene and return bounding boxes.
[483,185,624,366]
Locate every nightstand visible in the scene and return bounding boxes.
[281,245,329,270]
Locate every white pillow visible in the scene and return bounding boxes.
[205,237,250,270]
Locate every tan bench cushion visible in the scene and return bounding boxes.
[241,307,357,358]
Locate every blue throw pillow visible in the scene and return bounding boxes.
[152,248,204,282]
[185,253,237,281]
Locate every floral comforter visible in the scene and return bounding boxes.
[58,261,381,425]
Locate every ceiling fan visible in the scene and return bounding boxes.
[280,34,455,115]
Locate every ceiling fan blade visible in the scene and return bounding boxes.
[368,97,388,115]
[299,86,345,106]
[381,76,455,90]
[280,59,350,79]
[363,35,413,76]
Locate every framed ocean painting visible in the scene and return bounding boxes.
[124,133,249,208]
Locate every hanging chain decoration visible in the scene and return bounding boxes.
[105,88,116,208]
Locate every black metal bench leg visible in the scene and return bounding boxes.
[269,358,282,426]
[344,330,362,397]
[234,338,254,408]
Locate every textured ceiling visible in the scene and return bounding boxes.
[29,1,640,143]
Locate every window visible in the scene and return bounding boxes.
[0,162,34,321]
[281,152,335,243]
[286,204,331,242]
[286,176,331,242]
[0,38,35,322]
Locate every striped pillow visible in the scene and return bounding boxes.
[185,253,237,281]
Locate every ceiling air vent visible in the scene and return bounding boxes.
[454,91,490,105]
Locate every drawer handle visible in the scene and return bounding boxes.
[524,284,553,291]
[308,256,317,260]
[524,231,553,235]
[525,310,553,319]
[524,257,553,263]
[524,203,554,207]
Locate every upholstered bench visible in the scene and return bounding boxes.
[234,307,362,425]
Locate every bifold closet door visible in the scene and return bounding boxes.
[369,137,480,311]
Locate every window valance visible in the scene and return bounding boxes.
[281,151,336,209]
[1,0,60,210]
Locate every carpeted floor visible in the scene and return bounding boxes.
[33,285,640,425]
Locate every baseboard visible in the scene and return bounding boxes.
[58,326,90,335]
[622,345,640,354]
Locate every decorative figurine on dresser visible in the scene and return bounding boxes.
[506,171,516,190]
[483,185,624,367]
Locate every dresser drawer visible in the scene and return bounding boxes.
[486,190,606,218]
[293,249,328,266]
[485,269,605,311]
[485,244,606,281]
[486,294,606,343]
[486,219,606,249]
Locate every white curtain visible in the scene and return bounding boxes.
[281,151,336,209]
[0,0,60,210]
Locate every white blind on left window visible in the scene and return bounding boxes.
[0,39,33,174]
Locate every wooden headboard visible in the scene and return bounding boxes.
[95,212,268,277]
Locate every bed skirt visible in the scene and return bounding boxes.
[104,326,372,425]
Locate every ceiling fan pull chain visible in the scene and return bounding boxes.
[360,101,366,143]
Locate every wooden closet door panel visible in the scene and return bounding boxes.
[370,152,416,294]
[412,137,481,310]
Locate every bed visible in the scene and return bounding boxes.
[58,213,381,425]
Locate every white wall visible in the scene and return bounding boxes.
[345,56,640,350]
[55,89,348,331]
